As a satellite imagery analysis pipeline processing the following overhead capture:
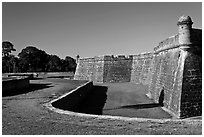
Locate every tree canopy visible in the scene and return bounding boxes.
[2,41,17,73]
[2,42,77,73]
[62,56,77,72]
[46,55,62,72]
[2,41,16,57]
[18,46,49,72]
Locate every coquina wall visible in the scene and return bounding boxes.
[74,55,133,83]
[103,55,133,83]
[74,15,202,118]
[74,56,105,82]
[130,52,153,85]
[148,36,186,118]
[181,49,202,118]
[147,16,202,118]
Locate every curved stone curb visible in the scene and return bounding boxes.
[44,81,202,123]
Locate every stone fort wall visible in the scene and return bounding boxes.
[74,56,105,82]
[74,16,202,118]
[74,55,134,83]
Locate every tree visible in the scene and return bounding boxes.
[18,46,49,72]
[2,41,17,73]
[2,41,16,57]
[2,54,19,73]
[9,55,19,73]
[62,56,77,72]
[46,55,62,72]
[3,44,76,73]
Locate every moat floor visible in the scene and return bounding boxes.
[100,82,172,119]
[2,78,202,135]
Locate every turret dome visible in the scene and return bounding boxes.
[177,15,193,26]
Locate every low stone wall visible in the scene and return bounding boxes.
[38,72,74,78]
[8,73,35,79]
[2,77,30,93]
[52,81,94,112]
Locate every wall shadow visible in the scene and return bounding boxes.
[47,76,73,79]
[31,77,44,80]
[76,85,108,115]
[3,83,53,97]
[104,103,163,111]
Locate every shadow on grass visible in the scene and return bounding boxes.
[3,83,53,97]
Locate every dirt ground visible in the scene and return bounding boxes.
[2,78,202,135]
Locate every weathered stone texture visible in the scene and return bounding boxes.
[74,16,202,118]
[103,56,133,83]
[130,53,153,85]
[148,48,186,117]
[74,58,94,81]
[94,56,105,82]
[74,57,105,82]
[180,50,202,118]
[154,34,179,53]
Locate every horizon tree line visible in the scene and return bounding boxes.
[2,41,77,73]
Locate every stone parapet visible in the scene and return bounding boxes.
[154,34,179,53]
[103,55,133,61]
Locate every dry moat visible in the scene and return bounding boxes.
[51,81,172,119]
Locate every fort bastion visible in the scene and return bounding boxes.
[74,15,202,118]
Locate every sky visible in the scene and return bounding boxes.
[2,2,202,59]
